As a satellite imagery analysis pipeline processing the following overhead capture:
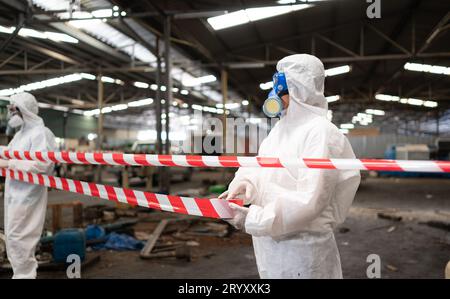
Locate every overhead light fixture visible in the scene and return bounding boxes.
[424,101,438,108]
[259,81,273,90]
[326,95,340,103]
[404,62,450,76]
[180,90,189,95]
[375,93,438,108]
[0,73,84,96]
[111,104,128,111]
[365,109,385,116]
[91,9,113,18]
[133,81,149,89]
[242,100,249,106]
[101,76,115,83]
[0,25,78,43]
[228,62,265,69]
[207,4,311,30]
[325,65,351,77]
[182,75,217,87]
[80,73,96,80]
[128,98,154,107]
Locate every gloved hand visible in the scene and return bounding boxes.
[225,203,249,230]
[0,159,9,168]
[219,181,258,204]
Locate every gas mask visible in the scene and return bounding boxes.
[262,72,289,118]
[7,105,23,128]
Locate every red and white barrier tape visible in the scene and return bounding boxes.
[0,168,241,219]
[1,150,450,173]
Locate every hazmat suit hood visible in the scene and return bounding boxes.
[276,54,328,117]
[7,92,44,128]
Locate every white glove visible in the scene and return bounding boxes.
[225,203,249,230]
[0,159,9,168]
[219,181,258,204]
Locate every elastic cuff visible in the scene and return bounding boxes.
[244,203,275,236]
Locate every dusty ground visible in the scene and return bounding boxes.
[0,171,449,279]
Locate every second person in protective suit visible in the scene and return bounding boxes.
[0,92,56,279]
[221,54,361,279]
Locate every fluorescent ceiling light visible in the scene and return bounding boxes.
[407,98,423,106]
[259,81,273,90]
[0,72,125,97]
[111,104,128,111]
[180,90,189,95]
[326,95,340,103]
[182,75,217,87]
[81,73,96,80]
[207,4,311,30]
[0,25,78,43]
[365,109,385,116]
[92,9,113,18]
[242,100,249,106]
[216,103,241,109]
[0,73,83,96]
[101,76,115,83]
[424,101,438,108]
[375,93,438,108]
[325,65,351,77]
[128,98,154,107]
[134,81,149,89]
[404,62,450,76]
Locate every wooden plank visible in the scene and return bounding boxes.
[140,219,170,257]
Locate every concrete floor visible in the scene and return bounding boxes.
[0,171,449,279]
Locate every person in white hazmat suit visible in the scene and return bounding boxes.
[0,92,56,279]
[220,54,361,279]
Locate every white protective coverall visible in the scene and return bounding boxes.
[1,93,56,279]
[227,54,361,278]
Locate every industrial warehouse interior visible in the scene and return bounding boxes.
[0,0,449,282]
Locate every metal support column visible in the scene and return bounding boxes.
[155,37,163,192]
[96,73,104,183]
[162,15,172,193]
[221,69,228,153]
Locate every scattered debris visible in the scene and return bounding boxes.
[140,219,171,258]
[386,264,398,272]
[366,224,393,232]
[116,209,138,218]
[141,245,192,261]
[377,212,403,222]
[134,231,151,241]
[387,226,396,233]
[102,211,115,222]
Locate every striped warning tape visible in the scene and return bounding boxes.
[0,168,241,219]
[1,150,450,173]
